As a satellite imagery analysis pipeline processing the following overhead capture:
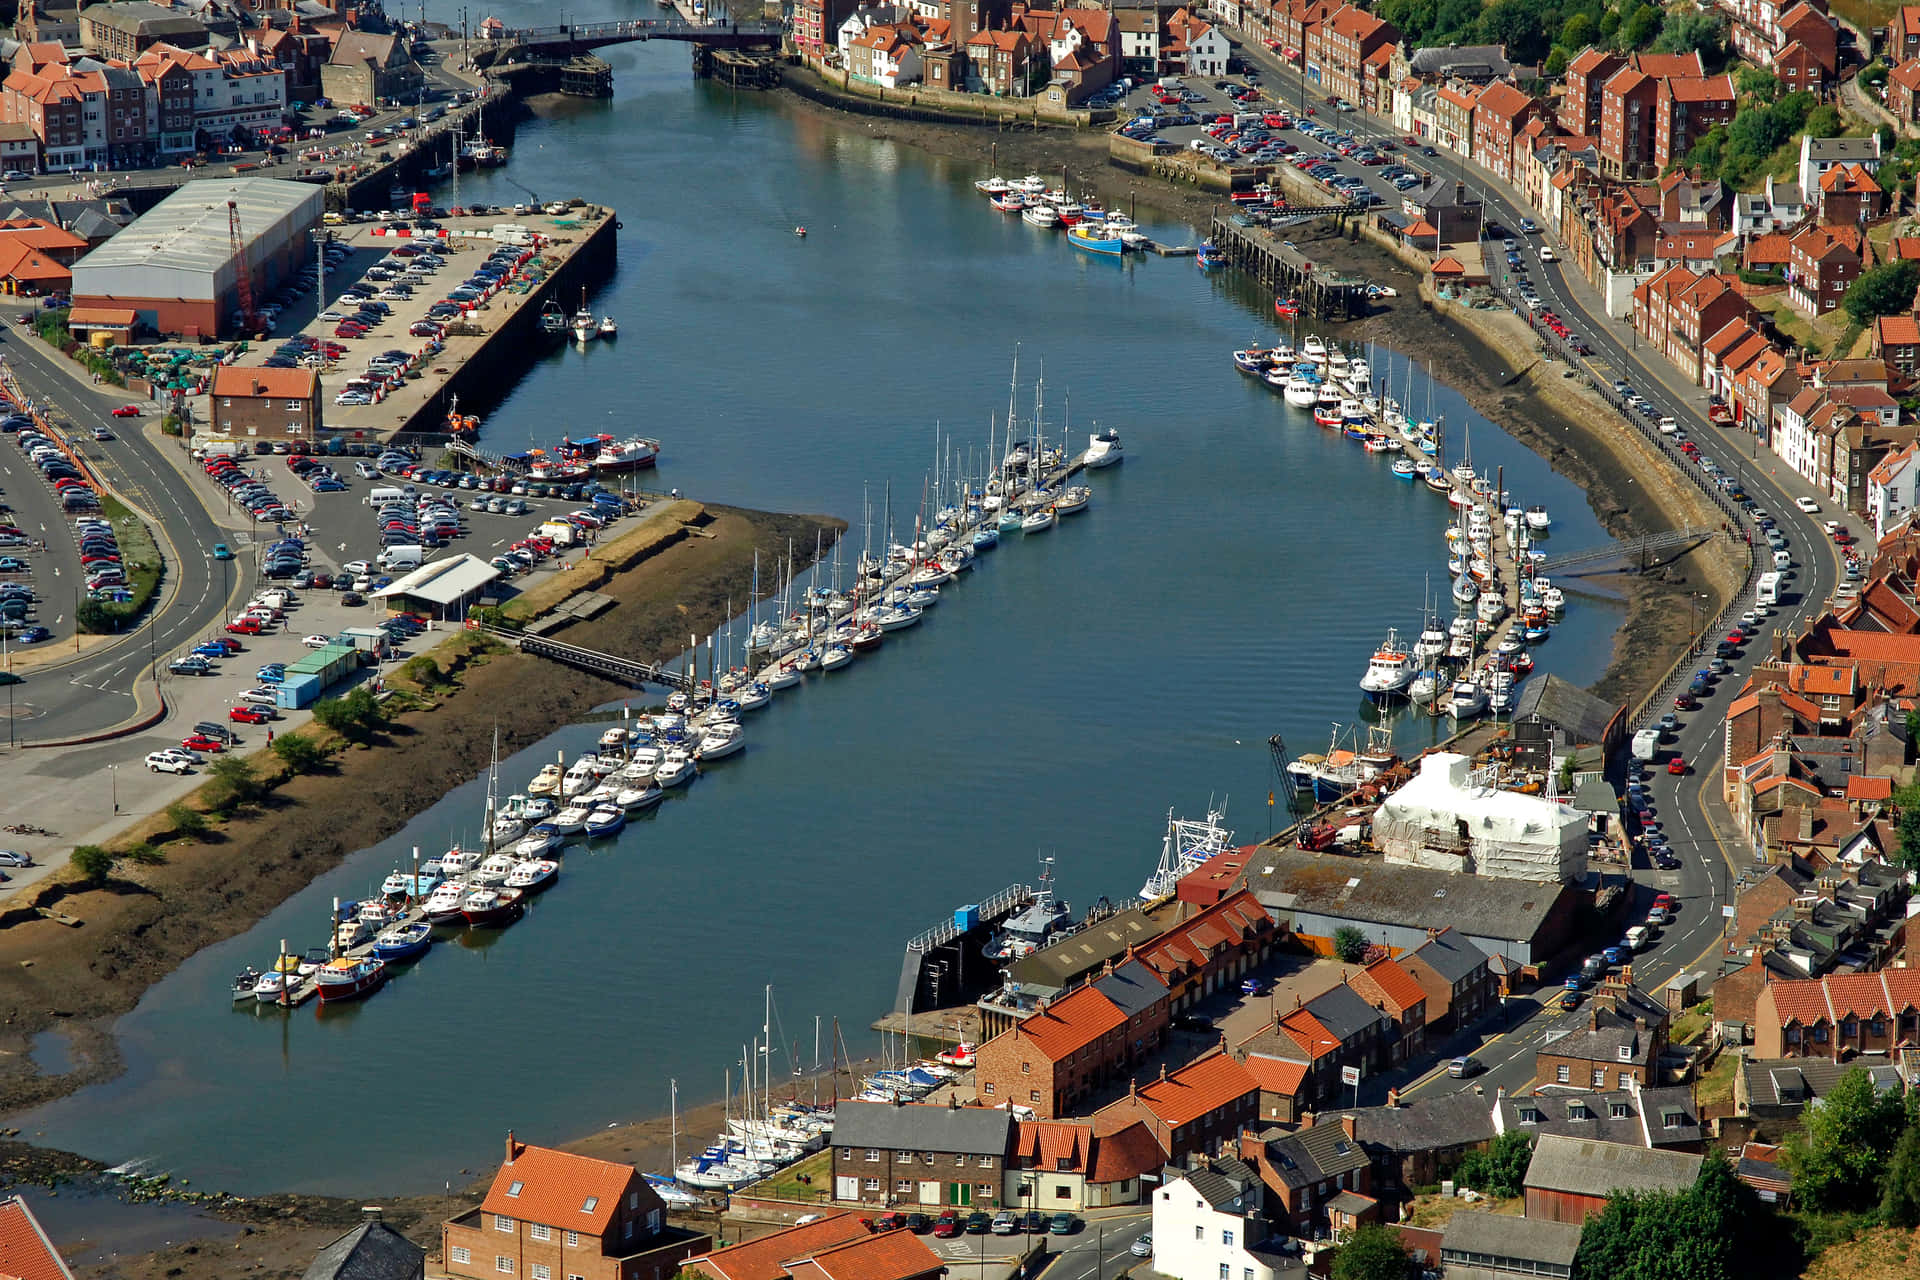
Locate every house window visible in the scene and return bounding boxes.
[1223,1230,1235,1247]
[1556,1064,1570,1083]
[956,1154,967,1166]
[984,1082,996,1095]
[496,1259,514,1275]
[530,1224,550,1242]
[864,1178,881,1192]
[1197,1227,1205,1241]
[897,1180,914,1193]
[866,1150,881,1162]
[1592,1069,1606,1087]
[564,1232,578,1248]
[1056,1185,1072,1200]
[1219,1267,1230,1280]
[1620,1072,1633,1089]
[1022,1062,1031,1074]
[532,1268,551,1280]
[1030,1091,1041,1103]
[897,1150,915,1161]
[285,399,302,410]
[496,1215,515,1232]
[1611,1103,1631,1119]
[452,1248,471,1265]
[979,1157,995,1168]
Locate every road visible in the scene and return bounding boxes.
[926,1212,1152,1280]
[1229,41,1855,1099]
[0,327,244,742]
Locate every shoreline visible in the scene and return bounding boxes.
[767,83,1739,697]
[4,81,1741,1275]
[0,503,844,1121]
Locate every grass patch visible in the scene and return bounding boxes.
[75,494,163,634]
[500,500,705,623]
[1802,1224,1918,1279]
[1696,1051,1738,1111]
[1399,1192,1521,1229]
[740,1149,830,1202]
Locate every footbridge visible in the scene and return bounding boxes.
[1537,526,1722,576]
[473,14,785,69]
[478,626,697,692]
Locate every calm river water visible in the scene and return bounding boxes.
[15,11,1623,1193]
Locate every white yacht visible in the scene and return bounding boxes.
[1084,428,1124,468]
[1446,679,1489,720]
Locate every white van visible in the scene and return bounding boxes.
[1631,728,1661,762]
[366,486,405,507]
[1624,925,1650,951]
[1773,548,1792,569]
[1539,246,1557,262]
[377,544,423,572]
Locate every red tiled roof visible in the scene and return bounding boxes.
[65,307,135,327]
[1403,219,1438,237]
[1475,82,1534,123]
[1566,46,1616,77]
[1431,256,1465,274]
[690,1215,874,1280]
[792,1228,945,1280]
[1132,1051,1258,1127]
[1088,1121,1168,1184]
[1356,957,1427,1014]
[1135,891,1270,985]
[1664,74,1735,104]
[480,1136,644,1239]
[1011,982,1129,1061]
[1014,1120,1093,1174]
[211,364,318,399]
[1635,51,1704,77]
[1845,775,1895,800]
[0,1198,72,1280]
[1893,58,1920,93]
[1876,316,1920,347]
[1240,1054,1309,1096]
[1277,1008,1343,1059]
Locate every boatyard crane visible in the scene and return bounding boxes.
[228,200,255,334]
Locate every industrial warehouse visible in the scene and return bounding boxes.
[69,176,323,338]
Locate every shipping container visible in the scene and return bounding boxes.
[276,673,323,709]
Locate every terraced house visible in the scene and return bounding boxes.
[1306,4,1395,109]
[1753,967,1920,1059]
[971,959,1170,1117]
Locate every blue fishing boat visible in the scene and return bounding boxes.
[1196,241,1225,270]
[372,921,432,963]
[1067,222,1127,256]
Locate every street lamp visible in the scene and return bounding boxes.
[108,763,118,814]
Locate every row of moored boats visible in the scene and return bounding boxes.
[975,173,1148,257]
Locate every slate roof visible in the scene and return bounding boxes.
[1406,928,1489,985]
[1176,1156,1260,1212]
[1408,44,1510,79]
[1522,1134,1701,1197]
[1252,851,1566,944]
[1350,1091,1495,1154]
[1092,958,1171,1018]
[1497,1087,1699,1148]
[832,1101,1012,1157]
[1740,1056,1906,1108]
[1514,673,1620,744]
[1302,983,1389,1042]
[301,1219,424,1280]
[1258,1120,1371,1191]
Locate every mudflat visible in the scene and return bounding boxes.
[0,503,843,1116]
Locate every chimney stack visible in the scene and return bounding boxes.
[506,1130,521,1163]
[1386,1088,1401,1109]
[1341,1114,1357,1141]
[1160,1062,1169,1082]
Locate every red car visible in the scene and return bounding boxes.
[932,1213,961,1239]
[224,618,263,635]
[110,404,141,417]
[1653,892,1675,910]
[1674,693,1699,710]
[1667,757,1687,775]
[229,705,271,724]
[181,733,226,753]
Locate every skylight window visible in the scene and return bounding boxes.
[507,1182,523,1198]
[583,1197,599,1213]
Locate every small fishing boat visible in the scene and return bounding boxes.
[1391,456,1417,480]
[1067,221,1127,255]
[975,176,1010,196]
[1445,679,1489,721]
[1022,203,1061,228]
[991,191,1027,213]
[793,226,807,238]
[460,887,526,928]
[423,880,470,924]
[1196,241,1225,269]
[1021,505,1056,533]
[1009,174,1047,194]
[231,967,263,1002]
[598,316,618,337]
[1084,427,1123,468]
[372,921,433,963]
[314,955,388,1003]
[1283,376,1319,407]
[654,749,697,788]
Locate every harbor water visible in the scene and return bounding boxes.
[14,19,1624,1194]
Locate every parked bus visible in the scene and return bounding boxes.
[1756,571,1781,606]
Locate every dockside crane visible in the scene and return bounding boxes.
[228,200,255,334]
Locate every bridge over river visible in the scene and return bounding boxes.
[473,12,786,70]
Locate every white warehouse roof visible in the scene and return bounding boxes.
[72,177,322,299]
[371,553,500,606]
[1374,752,1588,884]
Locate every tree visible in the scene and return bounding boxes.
[164,800,207,841]
[1785,1065,1909,1211]
[1653,7,1725,64]
[121,841,165,866]
[1844,260,1920,327]
[70,844,113,884]
[1863,59,1891,90]
[1478,0,1551,64]
[1897,796,1920,874]
[1544,47,1568,77]
[1330,1225,1411,1280]
[1455,1129,1534,1198]
[1734,65,1778,100]
[1882,1120,1920,1228]
[207,754,263,811]
[271,731,327,774]
[1597,8,1621,39]
[1560,12,1596,49]
[1575,1154,1786,1280]
[1619,2,1663,49]
[311,686,388,744]
[1332,926,1369,963]
[1804,103,1844,138]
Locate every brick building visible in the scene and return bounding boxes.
[972,959,1169,1117]
[1533,978,1669,1092]
[1133,891,1278,1010]
[1559,46,1622,134]
[208,364,321,442]
[1653,75,1736,169]
[1091,1049,1259,1162]
[830,1102,1013,1210]
[1470,81,1536,182]
[1345,956,1428,1065]
[1752,968,1920,1059]
[687,1214,944,1280]
[1521,1135,1701,1225]
[1398,928,1495,1033]
[442,1134,706,1280]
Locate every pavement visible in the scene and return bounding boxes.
[1222,37,1854,1103]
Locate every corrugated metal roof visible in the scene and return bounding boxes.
[75,177,320,278]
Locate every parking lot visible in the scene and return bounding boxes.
[0,391,126,655]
